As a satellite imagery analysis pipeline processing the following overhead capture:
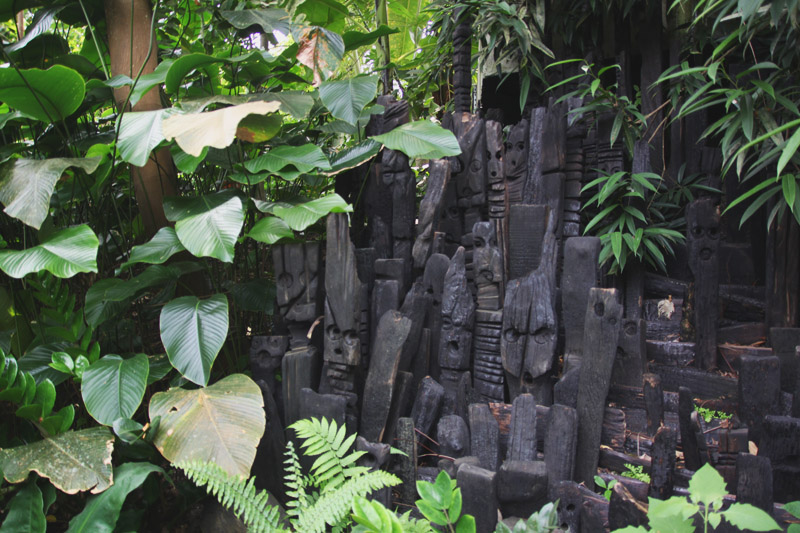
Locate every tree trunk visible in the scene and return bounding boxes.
[104,0,177,237]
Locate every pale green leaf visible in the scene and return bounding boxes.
[0,157,100,229]
[689,463,728,509]
[272,194,352,231]
[149,373,265,478]
[0,225,98,279]
[777,126,800,177]
[159,294,228,386]
[118,227,186,271]
[244,144,332,174]
[81,354,149,426]
[721,503,781,531]
[319,76,378,125]
[0,427,114,494]
[0,65,84,122]
[370,120,461,159]
[117,108,177,167]
[247,216,294,244]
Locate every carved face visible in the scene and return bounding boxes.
[324,304,361,366]
[249,335,288,381]
[453,120,487,202]
[274,243,320,323]
[324,213,362,366]
[501,272,557,382]
[597,143,624,175]
[472,222,502,288]
[438,248,475,370]
[687,199,720,263]
[381,149,411,188]
[504,119,528,179]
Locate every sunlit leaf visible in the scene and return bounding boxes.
[272,194,352,231]
[0,427,113,494]
[149,373,265,477]
[370,120,461,159]
[117,108,177,167]
[319,75,378,125]
[0,225,98,279]
[81,354,149,426]
[247,216,294,244]
[0,65,84,122]
[294,26,345,85]
[0,158,101,229]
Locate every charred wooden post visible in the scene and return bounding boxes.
[423,253,450,379]
[322,214,363,421]
[649,426,677,500]
[504,119,529,208]
[524,105,566,207]
[249,335,288,408]
[382,148,415,276]
[458,463,498,533]
[452,10,472,114]
[282,345,321,427]
[273,243,322,348]
[413,160,451,269]
[473,222,503,310]
[356,437,392,507]
[738,355,781,445]
[609,482,648,531]
[438,247,476,414]
[395,417,418,505]
[643,373,664,435]
[770,327,800,392]
[760,415,800,501]
[371,258,403,344]
[502,213,559,403]
[384,371,414,444]
[360,310,411,442]
[507,393,537,462]
[299,388,346,428]
[437,414,471,459]
[612,319,647,388]
[736,453,773,513]
[545,404,578,495]
[411,376,445,450]
[562,237,602,358]
[508,205,549,281]
[486,120,507,288]
[686,198,721,370]
[469,402,500,472]
[497,460,549,519]
[575,288,623,489]
[398,281,432,373]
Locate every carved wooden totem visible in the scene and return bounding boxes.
[452,114,489,243]
[686,197,720,370]
[452,11,472,114]
[501,214,559,403]
[321,213,363,420]
[472,222,504,401]
[504,119,529,206]
[413,160,451,269]
[273,243,322,348]
[382,148,415,273]
[438,247,476,413]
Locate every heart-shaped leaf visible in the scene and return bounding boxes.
[327,140,381,174]
[247,216,294,244]
[219,8,292,35]
[65,462,164,533]
[148,373,265,477]
[117,108,177,167]
[342,25,399,51]
[244,143,332,174]
[272,194,352,231]
[160,294,228,386]
[0,225,99,279]
[81,354,149,426]
[293,26,344,85]
[0,65,85,122]
[0,157,101,229]
[319,75,378,125]
[118,227,186,271]
[0,427,114,494]
[163,190,245,263]
[163,101,281,157]
[370,120,462,159]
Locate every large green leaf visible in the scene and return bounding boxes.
[319,75,378,125]
[66,462,164,533]
[128,59,174,107]
[388,0,427,60]
[0,225,99,279]
[0,158,101,229]
[272,194,352,231]
[296,0,349,32]
[117,108,177,167]
[0,427,114,494]
[81,354,149,426]
[148,373,265,477]
[256,91,315,119]
[370,120,461,159]
[688,463,727,509]
[219,8,291,35]
[0,480,45,533]
[162,101,281,157]
[293,26,345,85]
[5,6,63,53]
[159,294,228,386]
[327,139,381,174]
[164,51,278,95]
[247,216,294,244]
[163,190,245,262]
[244,143,332,175]
[118,227,186,271]
[0,65,85,122]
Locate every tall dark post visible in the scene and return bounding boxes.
[686,198,720,370]
[453,9,472,114]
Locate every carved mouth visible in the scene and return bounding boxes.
[478,270,493,281]
[448,341,459,354]
[700,248,712,260]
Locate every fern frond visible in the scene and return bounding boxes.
[294,470,402,533]
[289,417,367,491]
[284,440,312,520]
[177,461,286,533]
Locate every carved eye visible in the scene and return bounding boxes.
[692,225,703,237]
[594,302,605,317]
[516,142,525,152]
[625,322,638,335]
[533,327,553,344]
[442,316,454,329]
[708,227,719,239]
[473,238,484,248]
[447,207,459,219]
[277,273,293,287]
[504,328,520,342]
[326,326,342,340]
[470,159,483,172]
[343,330,359,345]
